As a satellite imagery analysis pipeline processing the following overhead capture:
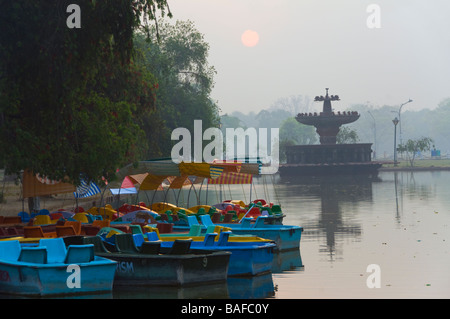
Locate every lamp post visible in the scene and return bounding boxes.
[393,117,399,166]
[397,99,413,146]
[368,110,377,159]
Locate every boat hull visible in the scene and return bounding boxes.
[222,225,303,251]
[99,251,230,286]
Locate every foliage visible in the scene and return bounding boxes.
[279,117,317,162]
[134,20,220,158]
[397,137,434,167]
[0,1,171,185]
[337,126,360,144]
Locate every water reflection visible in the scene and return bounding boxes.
[111,250,304,299]
[272,250,303,273]
[278,175,379,262]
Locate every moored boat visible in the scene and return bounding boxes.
[173,214,303,251]
[153,231,276,276]
[0,238,117,296]
[72,233,231,287]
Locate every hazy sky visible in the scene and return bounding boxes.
[168,0,450,115]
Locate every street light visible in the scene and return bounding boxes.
[397,99,413,146]
[393,117,399,166]
[368,110,377,159]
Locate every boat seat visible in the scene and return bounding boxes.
[203,233,217,246]
[115,233,139,254]
[4,227,19,236]
[82,236,110,253]
[130,224,144,235]
[0,240,21,261]
[39,238,67,263]
[23,226,51,238]
[19,246,48,264]
[159,213,169,222]
[211,212,222,223]
[240,218,252,228]
[33,214,53,225]
[64,221,82,235]
[271,205,282,214]
[223,213,234,223]
[206,225,217,233]
[56,225,78,237]
[62,235,85,247]
[188,224,203,236]
[139,241,161,255]
[187,215,199,227]
[253,216,268,228]
[133,233,145,248]
[73,213,89,223]
[146,231,160,242]
[200,214,214,228]
[18,211,31,223]
[216,231,232,246]
[168,239,192,255]
[92,220,110,228]
[64,244,95,264]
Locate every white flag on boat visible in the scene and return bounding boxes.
[73,178,101,198]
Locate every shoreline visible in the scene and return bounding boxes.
[379,166,450,172]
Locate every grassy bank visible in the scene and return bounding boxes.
[380,158,450,170]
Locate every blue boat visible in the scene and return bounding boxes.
[174,215,303,251]
[76,234,231,286]
[0,238,117,297]
[146,231,276,276]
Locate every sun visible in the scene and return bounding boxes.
[241,30,260,47]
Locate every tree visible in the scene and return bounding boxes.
[134,20,220,159]
[397,137,434,167]
[337,127,360,144]
[279,117,317,162]
[0,1,171,184]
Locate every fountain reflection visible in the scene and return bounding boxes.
[279,174,380,262]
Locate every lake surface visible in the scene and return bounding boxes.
[271,170,450,299]
[4,170,447,300]
[112,170,450,299]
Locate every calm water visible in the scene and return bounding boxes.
[6,170,448,299]
[112,170,450,299]
[271,170,450,299]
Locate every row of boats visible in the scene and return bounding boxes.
[0,199,303,297]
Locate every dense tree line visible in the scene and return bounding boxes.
[0,1,219,185]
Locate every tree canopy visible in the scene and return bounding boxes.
[134,20,220,159]
[0,1,172,184]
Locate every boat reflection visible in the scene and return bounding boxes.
[272,249,303,273]
[113,281,229,299]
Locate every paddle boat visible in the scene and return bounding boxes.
[68,233,231,287]
[0,238,117,296]
[146,231,276,276]
[173,213,303,251]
